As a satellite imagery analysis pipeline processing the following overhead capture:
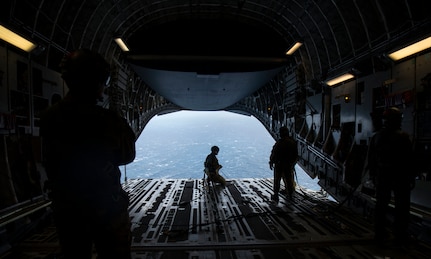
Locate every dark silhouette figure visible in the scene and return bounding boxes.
[269,126,298,203]
[204,146,226,187]
[367,107,416,245]
[40,49,136,259]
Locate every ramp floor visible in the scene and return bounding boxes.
[4,178,431,258]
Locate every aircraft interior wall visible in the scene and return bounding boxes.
[0,35,430,228]
[297,51,431,213]
[0,46,64,136]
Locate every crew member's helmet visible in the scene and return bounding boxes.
[60,49,110,95]
[211,146,220,153]
[383,107,402,129]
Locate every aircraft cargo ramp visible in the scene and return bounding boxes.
[3,178,431,258]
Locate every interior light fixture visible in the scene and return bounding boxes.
[286,42,303,55]
[114,38,130,52]
[344,95,351,103]
[325,73,354,87]
[388,36,431,61]
[0,25,36,52]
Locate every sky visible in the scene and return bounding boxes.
[122,110,322,191]
[124,110,274,178]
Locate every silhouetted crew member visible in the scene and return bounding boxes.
[367,107,416,245]
[269,126,298,202]
[40,49,136,259]
[204,146,226,187]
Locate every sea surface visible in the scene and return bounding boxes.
[121,111,321,191]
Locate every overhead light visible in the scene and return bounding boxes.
[0,25,36,52]
[114,38,130,52]
[325,73,354,87]
[388,36,431,61]
[286,42,303,55]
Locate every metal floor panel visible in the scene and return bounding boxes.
[4,178,431,259]
[123,178,430,259]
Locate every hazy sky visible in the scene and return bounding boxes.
[122,110,322,191]
[125,110,274,178]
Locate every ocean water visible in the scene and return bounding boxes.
[121,111,321,191]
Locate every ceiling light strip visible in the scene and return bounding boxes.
[325,73,354,86]
[388,36,431,61]
[115,38,130,52]
[0,25,36,52]
[286,42,303,55]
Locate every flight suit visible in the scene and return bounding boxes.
[41,95,136,258]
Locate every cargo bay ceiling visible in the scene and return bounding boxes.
[1,0,430,111]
